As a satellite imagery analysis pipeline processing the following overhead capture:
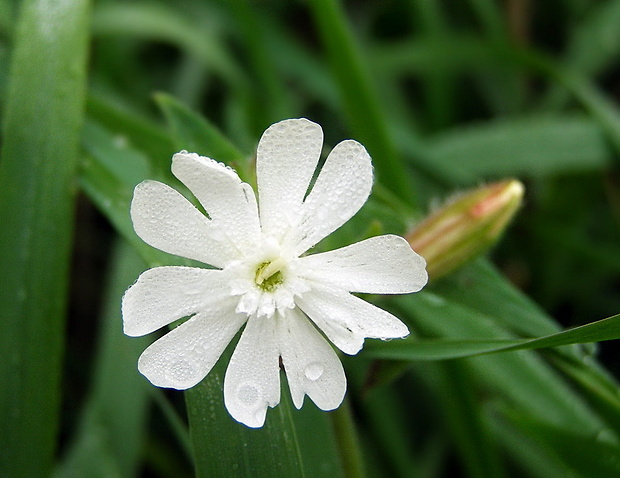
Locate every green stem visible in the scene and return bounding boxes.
[330,399,366,478]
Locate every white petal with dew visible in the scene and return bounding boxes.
[297,287,409,355]
[293,140,373,254]
[298,235,428,294]
[279,308,346,410]
[137,307,246,390]
[130,180,237,267]
[224,315,281,427]
[123,266,231,337]
[172,152,261,253]
[256,118,323,242]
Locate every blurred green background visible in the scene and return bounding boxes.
[2,0,620,477]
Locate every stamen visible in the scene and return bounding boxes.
[255,257,286,292]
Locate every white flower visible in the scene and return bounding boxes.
[122,118,427,428]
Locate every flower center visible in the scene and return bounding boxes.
[254,258,286,292]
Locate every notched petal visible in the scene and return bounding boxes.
[172,152,261,251]
[122,266,229,337]
[224,315,281,427]
[130,180,237,267]
[294,140,373,254]
[298,235,428,294]
[137,308,246,390]
[257,118,323,241]
[297,288,409,355]
[279,309,346,411]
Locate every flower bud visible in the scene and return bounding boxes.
[406,179,524,280]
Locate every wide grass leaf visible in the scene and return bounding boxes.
[0,0,91,476]
[185,361,305,478]
[54,242,151,478]
[424,115,610,184]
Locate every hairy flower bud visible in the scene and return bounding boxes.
[406,179,524,280]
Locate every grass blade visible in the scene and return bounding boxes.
[54,241,152,478]
[307,0,414,204]
[185,363,305,478]
[0,0,91,476]
[366,305,620,361]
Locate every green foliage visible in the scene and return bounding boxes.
[0,0,90,476]
[2,1,620,477]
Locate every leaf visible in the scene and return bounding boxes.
[433,260,563,338]
[82,120,151,187]
[92,2,244,90]
[0,0,91,476]
[54,242,152,478]
[185,361,305,478]
[86,94,176,170]
[510,48,620,156]
[503,410,620,477]
[307,0,414,204]
[387,292,606,434]
[155,93,247,170]
[543,1,620,109]
[365,303,620,361]
[79,125,168,267]
[424,115,610,184]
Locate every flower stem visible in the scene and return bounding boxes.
[330,399,366,478]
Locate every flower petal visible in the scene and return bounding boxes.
[279,308,346,410]
[131,180,238,267]
[122,266,231,337]
[224,315,281,427]
[171,152,261,253]
[256,118,323,241]
[297,235,428,294]
[137,307,246,390]
[296,287,409,355]
[293,140,373,254]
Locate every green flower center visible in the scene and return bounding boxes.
[254,259,285,292]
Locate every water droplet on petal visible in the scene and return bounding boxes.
[171,358,195,382]
[304,362,324,381]
[237,383,260,406]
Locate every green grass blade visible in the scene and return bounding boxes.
[86,94,176,167]
[504,410,620,477]
[553,355,620,439]
[155,92,247,167]
[226,0,292,125]
[307,0,414,204]
[425,115,610,184]
[384,293,605,433]
[432,362,505,478]
[186,363,305,478]
[92,2,245,91]
[510,47,620,156]
[0,0,91,476]
[432,260,562,337]
[54,241,152,478]
[366,306,620,361]
[543,1,620,109]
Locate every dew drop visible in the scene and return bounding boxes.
[171,358,195,382]
[237,383,260,406]
[304,362,324,381]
